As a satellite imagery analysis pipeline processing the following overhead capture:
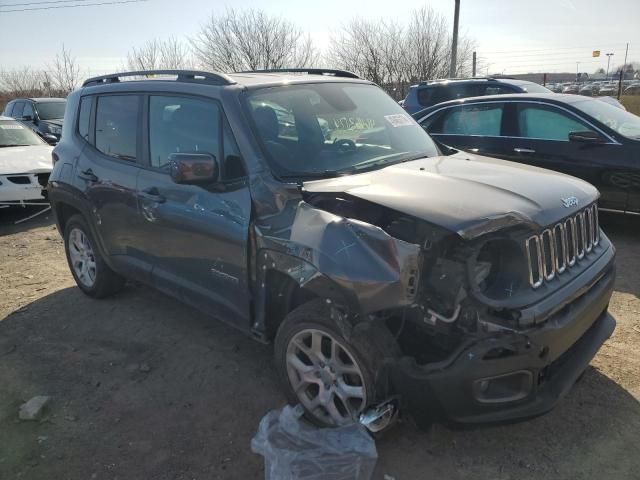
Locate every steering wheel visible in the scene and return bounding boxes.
[333,138,356,153]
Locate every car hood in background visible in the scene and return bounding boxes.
[42,119,64,127]
[303,152,598,239]
[0,145,53,175]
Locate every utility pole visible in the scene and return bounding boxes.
[449,0,460,78]
[606,52,614,80]
[618,43,629,99]
[576,62,580,82]
[472,51,476,77]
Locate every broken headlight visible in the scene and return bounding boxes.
[472,239,527,301]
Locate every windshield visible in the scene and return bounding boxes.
[246,83,439,178]
[0,120,44,147]
[572,98,640,140]
[36,101,66,120]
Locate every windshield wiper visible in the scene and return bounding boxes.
[0,144,31,148]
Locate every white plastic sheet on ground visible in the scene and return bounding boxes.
[251,405,378,480]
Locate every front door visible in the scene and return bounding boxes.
[136,94,252,327]
[502,102,628,212]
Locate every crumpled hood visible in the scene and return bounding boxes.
[0,145,53,175]
[303,153,599,238]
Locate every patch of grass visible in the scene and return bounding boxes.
[620,95,640,116]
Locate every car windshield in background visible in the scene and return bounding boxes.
[0,120,43,147]
[246,83,439,178]
[36,101,66,120]
[572,98,640,140]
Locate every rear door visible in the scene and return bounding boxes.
[505,101,627,211]
[420,102,512,156]
[136,94,252,327]
[72,94,149,281]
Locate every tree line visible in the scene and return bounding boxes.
[0,6,473,106]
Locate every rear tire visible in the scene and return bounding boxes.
[274,299,394,428]
[63,214,124,298]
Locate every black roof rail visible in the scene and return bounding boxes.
[419,76,515,85]
[237,68,360,79]
[82,70,236,87]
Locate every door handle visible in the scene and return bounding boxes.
[78,168,98,182]
[513,148,536,154]
[139,187,166,203]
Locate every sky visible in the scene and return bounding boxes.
[0,0,639,78]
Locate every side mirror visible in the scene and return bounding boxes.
[169,153,218,184]
[42,133,58,145]
[568,130,607,144]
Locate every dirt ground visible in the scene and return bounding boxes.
[0,207,639,480]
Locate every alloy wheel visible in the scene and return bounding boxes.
[68,227,97,288]
[285,328,367,426]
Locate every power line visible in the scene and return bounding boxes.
[481,43,629,55]
[0,0,147,13]
[0,0,92,7]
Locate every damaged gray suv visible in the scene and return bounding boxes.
[48,69,616,430]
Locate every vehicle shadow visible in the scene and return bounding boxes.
[0,284,280,480]
[0,205,54,237]
[1,283,638,479]
[600,212,640,298]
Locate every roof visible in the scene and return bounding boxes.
[412,93,598,117]
[413,77,541,88]
[7,97,66,103]
[80,69,370,90]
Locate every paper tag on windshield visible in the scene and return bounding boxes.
[0,124,24,130]
[384,114,413,127]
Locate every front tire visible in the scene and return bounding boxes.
[274,299,388,427]
[63,214,124,298]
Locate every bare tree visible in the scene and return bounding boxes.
[327,6,476,99]
[191,8,318,72]
[48,45,81,94]
[0,67,45,98]
[126,38,194,70]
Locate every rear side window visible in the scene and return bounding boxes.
[12,102,24,118]
[78,97,92,141]
[95,95,140,161]
[418,84,475,107]
[427,104,503,136]
[516,104,592,141]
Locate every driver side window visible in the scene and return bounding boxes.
[516,104,594,141]
[22,102,34,119]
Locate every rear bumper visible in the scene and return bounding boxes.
[391,244,616,424]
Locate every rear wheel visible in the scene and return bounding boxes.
[64,214,124,298]
[274,299,390,427]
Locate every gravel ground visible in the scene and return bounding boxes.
[0,207,639,480]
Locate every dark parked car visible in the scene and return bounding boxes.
[414,93,640,214]
[402,77,552,114]
[2,97,66,144]
[48,70,615,430]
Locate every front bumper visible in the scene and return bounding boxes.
[0,173,48,203]
[391,242,616,424]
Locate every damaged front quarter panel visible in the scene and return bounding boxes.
[257,200,422,318]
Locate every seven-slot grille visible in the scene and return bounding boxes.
[525,204,599,288]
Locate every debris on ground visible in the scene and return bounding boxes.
[251,405,377,480]
[18,396,50,421]
[139,363,151,373]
